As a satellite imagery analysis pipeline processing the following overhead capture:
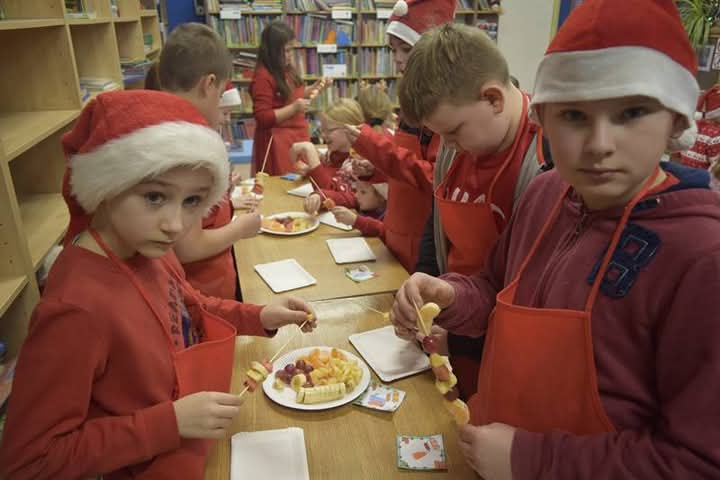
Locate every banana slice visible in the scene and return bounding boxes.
[297,383,347,404]
[419,302,441,334]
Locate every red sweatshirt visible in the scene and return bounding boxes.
[0,246,269,480]
[437,164,720,479]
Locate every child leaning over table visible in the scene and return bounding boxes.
[0,90,317,480]
[390,0,720,478]
[330,181,388,236]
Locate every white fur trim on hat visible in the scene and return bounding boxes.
[373,183,388,200]
[393,0,408,16]
[70,121,229,214]
[530,46,700,151]
[386,20,421,46]
[669,118,697,152]
[219,87,242,108]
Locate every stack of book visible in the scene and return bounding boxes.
[121,59,154,84]
[292,49,357,77]
[80,77,121,93]
[233,52,258,80]
[64,0,97,19]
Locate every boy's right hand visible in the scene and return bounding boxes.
[391,273,456,341]
[304,193,322,215]
[343,124,362,144]
[173,391,243,440]
[293,98,310,114]
[290,141,321,169]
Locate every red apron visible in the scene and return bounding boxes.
[89,230,237,479]
[435,95,531,276]
[183,195,237,300]
[470,168,662,433]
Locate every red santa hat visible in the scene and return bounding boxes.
[219,80,242,108]
[530,0,700,152]
[62,90,229,243]
[386,0,456,47]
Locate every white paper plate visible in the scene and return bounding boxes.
[349,326,430,382]
[231,428,309,480]
[254,259,317,293]
[262,346,371,411]
[261,211,320,236]
[231,185,263,202]
[326,237,377,264]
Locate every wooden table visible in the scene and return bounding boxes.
[234,177,409,305]
[204,294,476,480]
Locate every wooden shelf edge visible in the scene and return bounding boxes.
[113,16,138,23]
[1,110,81,163]
[0,19,65,30]
[67,17,113,25]
[18,193,69,270]
[140,10,158,17]
[0,276,29,318]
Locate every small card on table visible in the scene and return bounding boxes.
[353,382,405,412]
[396,434,447,471]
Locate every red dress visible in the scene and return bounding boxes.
[250,66,309,175]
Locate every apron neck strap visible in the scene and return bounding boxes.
[487,93,529,201]
[584,166,662,311]
[88,228,177,347]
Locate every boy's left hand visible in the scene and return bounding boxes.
[352,158,374,178]
[331,206,357,226]
[458,423,516,480]
[260,297,317,333]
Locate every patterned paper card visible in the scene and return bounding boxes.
[396,434,447,471]
[352,382,405,412]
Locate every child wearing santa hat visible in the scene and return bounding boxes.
[390,0,720,478]
[679,85,720,171]
[152,23,260,300]
[0,90,317,480]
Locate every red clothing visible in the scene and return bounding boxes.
[353,124,439,272]
[310,150,356,208]
[354,214,385,238]
[679,119,720,169]
[0,246,269,480]
[438,165,720,479]
[250,66,309,175]
[441,122,537,236]
[182,194,236,299]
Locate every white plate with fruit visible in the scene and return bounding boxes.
[262,346,371,411]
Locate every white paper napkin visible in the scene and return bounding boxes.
[349,326,431,382]
[231,427,310,480]
[326,237,376,264]
[287,183,314,198]
[317,211,353,231]
[254,259,317,293]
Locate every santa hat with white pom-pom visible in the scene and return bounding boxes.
[386,0,456,47]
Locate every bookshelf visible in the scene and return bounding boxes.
[205,0,501,142]
[0,0,162,361]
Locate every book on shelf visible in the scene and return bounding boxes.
[457,0,473,9]
[65,0,97,19]
[80,77,121,92]
[233,51,258,79]
[0,358,17,414]
[110,0,119,17]
[210,15,276,47]
[139,0,156,9]
[285,14,356,45]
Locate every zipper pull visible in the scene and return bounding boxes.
[575,205,589,237]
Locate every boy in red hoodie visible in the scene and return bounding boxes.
[391,1,720,478]
[0,91,317,480]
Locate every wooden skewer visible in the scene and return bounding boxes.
[412,300,430,337]
[308,176,329,200]
[238,318,310,399]
[350,300,386,317]
[259,135,274,175]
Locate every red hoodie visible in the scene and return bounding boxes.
[437,164,720,479]
[0,247,269,479]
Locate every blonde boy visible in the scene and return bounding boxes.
[391,0,720,478]
[159,22,260,299]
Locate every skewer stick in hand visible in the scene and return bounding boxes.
[259,136,274,175]
[308,176,329,200]
[412,300,431,337]
[238,318,309,399]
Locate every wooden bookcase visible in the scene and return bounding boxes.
[0,0,161,359]
[205,0,501,129]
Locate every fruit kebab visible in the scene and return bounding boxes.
[307,177,335,213]
[239,312,315,399]
[252,136,273,195]
[413,301,470,425]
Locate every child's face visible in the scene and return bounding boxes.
[99,167,213,259]
[321,121,351,152]
[282,41,294,68]
[355,183,385,212]
[541,96,684,210]
[219,107,232,128]
[424,96,509,155]
[389,35,412,74]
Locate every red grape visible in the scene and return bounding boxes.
[295,359,307,371]
[284,363,296,375]
[444,387,459,402]
[422,335,439,354]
